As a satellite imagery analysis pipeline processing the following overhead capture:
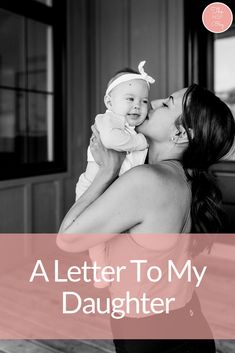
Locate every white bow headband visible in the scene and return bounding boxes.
[105,61,155,96]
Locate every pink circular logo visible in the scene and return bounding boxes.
[202,2,233,33]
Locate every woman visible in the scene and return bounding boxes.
[57,84,235,353]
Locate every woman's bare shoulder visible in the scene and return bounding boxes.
[119,164,161,188]
[123,163,165,178]
[122,163,180,189]
[121,163,189,211]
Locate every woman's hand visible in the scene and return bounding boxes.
[90,124,126,177]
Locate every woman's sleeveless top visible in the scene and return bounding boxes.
[106,160,193,317]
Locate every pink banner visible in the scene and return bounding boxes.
[0,233,234,339]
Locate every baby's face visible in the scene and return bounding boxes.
[108,79,149,126]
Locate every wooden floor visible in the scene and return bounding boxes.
[0,339,234,352]
[0,340,115,353]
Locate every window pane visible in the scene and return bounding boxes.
[33,0,53,6]
[214,27,235,160]
[27,20,53,93]
[28,92,54,163]
[0,89,27,162]
[0,90,54,165]
[0,1,65,180]
[0,10,25,88]
[0,90,16,153]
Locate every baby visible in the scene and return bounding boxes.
[76,61,155,287]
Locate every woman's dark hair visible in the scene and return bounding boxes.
[179,84,235,256]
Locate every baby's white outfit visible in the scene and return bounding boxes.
[76,110,148,197]
[75,110,148,287]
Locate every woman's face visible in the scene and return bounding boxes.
[137,88,187,142]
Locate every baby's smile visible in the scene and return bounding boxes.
[126,112,146,127]
[127,113,141,118]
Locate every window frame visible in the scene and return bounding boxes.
[184,0,235,173]
[0,0,67,180]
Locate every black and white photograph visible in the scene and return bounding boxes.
[0,0,235,352]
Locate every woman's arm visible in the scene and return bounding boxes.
[59,166,116,233]
[59,126,125,233]
[57,125,144,252]
[57,166,145,252]
[57,161,182,253]
[57,126,182,253]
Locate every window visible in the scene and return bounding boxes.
[34,0,53,6]
[185,0,235,168]
[0,0,66,180]
[214,25,235,160]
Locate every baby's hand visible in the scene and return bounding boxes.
[90,125,126,176]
